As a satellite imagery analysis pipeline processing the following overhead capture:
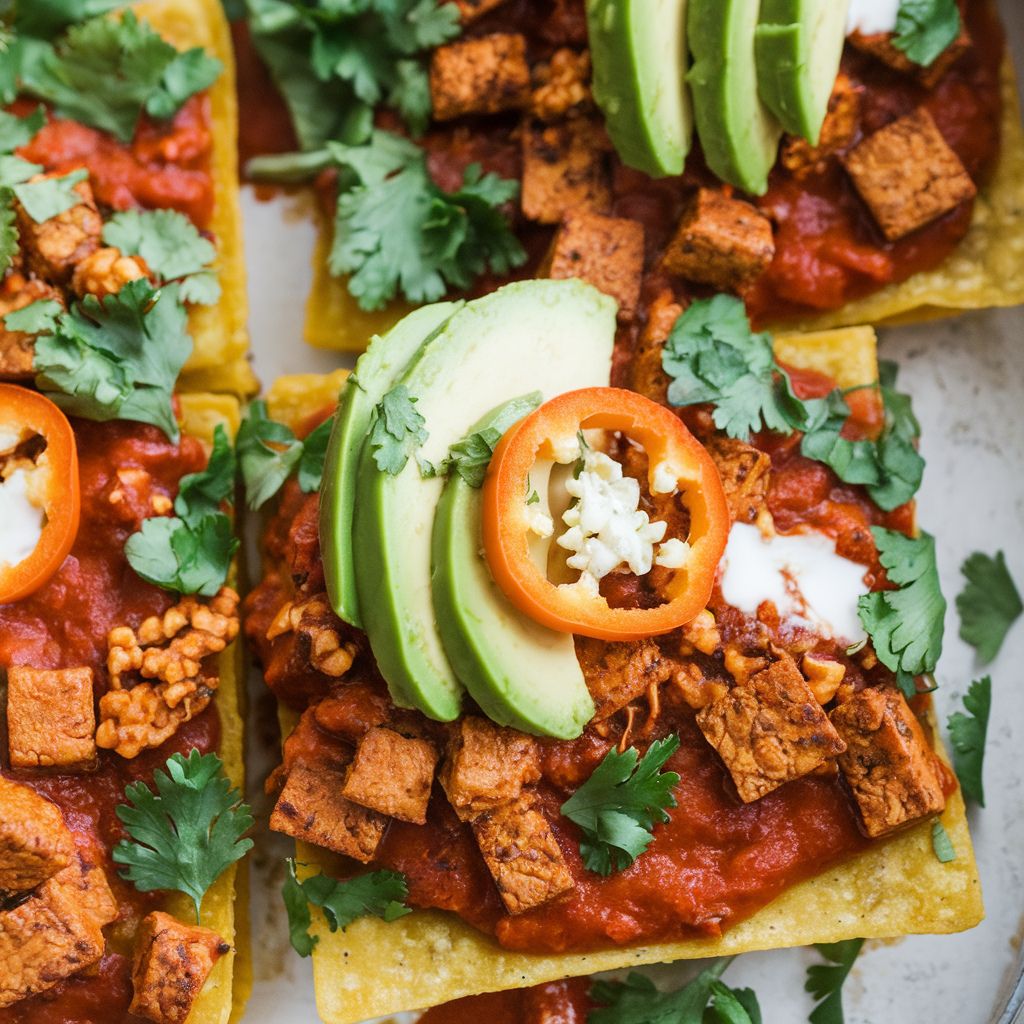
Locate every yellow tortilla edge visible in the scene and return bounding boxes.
[132,0,255,392]
[301,55,1024,352]
[263,329,982,1024]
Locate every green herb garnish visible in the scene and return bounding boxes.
[893,0,961,68]
[805,939,864,1024]
[368,383,428,475]
[947,676,991,806]
[956,551,1022,664]
[930,819,957,863]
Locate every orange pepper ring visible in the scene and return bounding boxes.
[0,384,80,604]
[481,387,729,642]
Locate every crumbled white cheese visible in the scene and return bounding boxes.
[655,537,690,569]
[556,451,683,589]
[524,503,554,538]
[846,0,900,36]
[0,468,45,569]
[650,461,678,495]
[719,522,869,642]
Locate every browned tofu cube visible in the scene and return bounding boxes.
[15,175,101,283]
[129,911,229,1024]
[429,34,530,121]
[781,73,862,178]
[7,666,97,770]
[696,657,847,803]
[270,763,387,862]
[470,793,574,915]
[830,687,946,838]
[545,210,644,321]
[630,289,682,405]
[0,278,64,380]
[0,778,75,894]
[661,188,775,291]
[521,117,611,225]
[849,22,971,89]
[454,0,508,21]
[574,637,672,721]
[842,108,976,241]
[341,727,438,825]
[706,436,771,525]
[56,846,118,930]
[440,717,540,818]
[531,48,591,122]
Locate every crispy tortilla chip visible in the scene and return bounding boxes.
[263,336,982,1024]
[135,0,252,390]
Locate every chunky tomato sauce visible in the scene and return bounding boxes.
[0,420,221,1024]
[419,978,592,1024]
[15,95,216,229]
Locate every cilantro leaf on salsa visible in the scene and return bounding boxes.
[561,734,680,876]
[956,551,1022,664]
[12,0,122,40]
[0,107,47,271]
[858,527,946,679]
[125,424,239,596]
[369,384,429,476]
[297,415,333,493]
[947,675,991,806]
[805,939,864,1024]
[113,749,253,924]
[893,0,961,68]
[0,105,45,151]
[282,859,410,957]
[11,167,86,222]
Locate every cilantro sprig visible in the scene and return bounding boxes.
[368,383,428,475]
[590,958,762,1024]
[893,0,961,68]
[955,551,1022,664]
[947,676,991,807]
[125,424,239,595]
[282,859,410,957]
[805,939,864,1024]
[931,819,956,862]
[0,106,50,271]
[561,735,680,876]
[113,749,253,923]
[238,400,333,509]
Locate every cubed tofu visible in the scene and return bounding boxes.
[545,210,644,321]
[470,793,574,915]
[15,176,102,283]
[780,73,862,178]
[849,23,971,89]
[842,108,977,241]
[531,49,591,122]
[7,666,97,771]
[0,850,116,1009]
[71,246,148,300]
[574,637,673,721]
[454,0,508,22]
[270,762,387,862]
[440,717,541,818]
[830,687,946,838]
[429,34,530,121]
[0,279,63,380]
[341,727,438,825]
[706,436,772,525]
[661,188,775,291]
[521,117,611,225]
[129,911,229,1024]
[696,657,847,803]
[630,289,682,405]
[0,778,75,894]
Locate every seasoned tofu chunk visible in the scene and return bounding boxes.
[71,246,148,300]
[0,278,63,380]
[454,0,508,21]
[429,34,530,120]
[781,73,862,178]
[440,717,540,818]
[7,666,97,771]
[630,289,682,405]
[830,686,946,838]
[0,778,75,894]
[15,175,102,283]
[574,637,673,721]
[531,49,591,122]
[470,793,574,915]
[849,23,970,89]
[661,188,775,291]
[545,210,644,321]
[696,657,847,803]
[341,727,438,825]
[521,117,611,225]
[270,762,387,862]
[129,911,229,1024]
[706,436,771,525]
[842,108,976,241]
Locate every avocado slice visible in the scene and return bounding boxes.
[755,0,849,143]
[353,280,617,722]
[587,0,693,178]
[320,302,462,628]
[432,396,596,739]
[688,0,784,195]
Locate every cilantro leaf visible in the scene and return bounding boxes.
[282,859,410,957]
[20,11,222,143]
[103,208,220,305]
[13,0,122,40]
[369,383,428,475]
[0,105,45,151]
[0,155,44,186]
[931,819,956,862]
[893,0,961,67]
[33,279,192,441]
[947,676,991,806]
[561,735,680,876]
[443,392,541,487]
[956,551,1022,664]
[297,415,333,493]
[11,167,86,223]
[3,298,62,334]
[113,749,253,923]
[805,939,864,1024]
[857,528,946,677]
[0,200,18,274]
